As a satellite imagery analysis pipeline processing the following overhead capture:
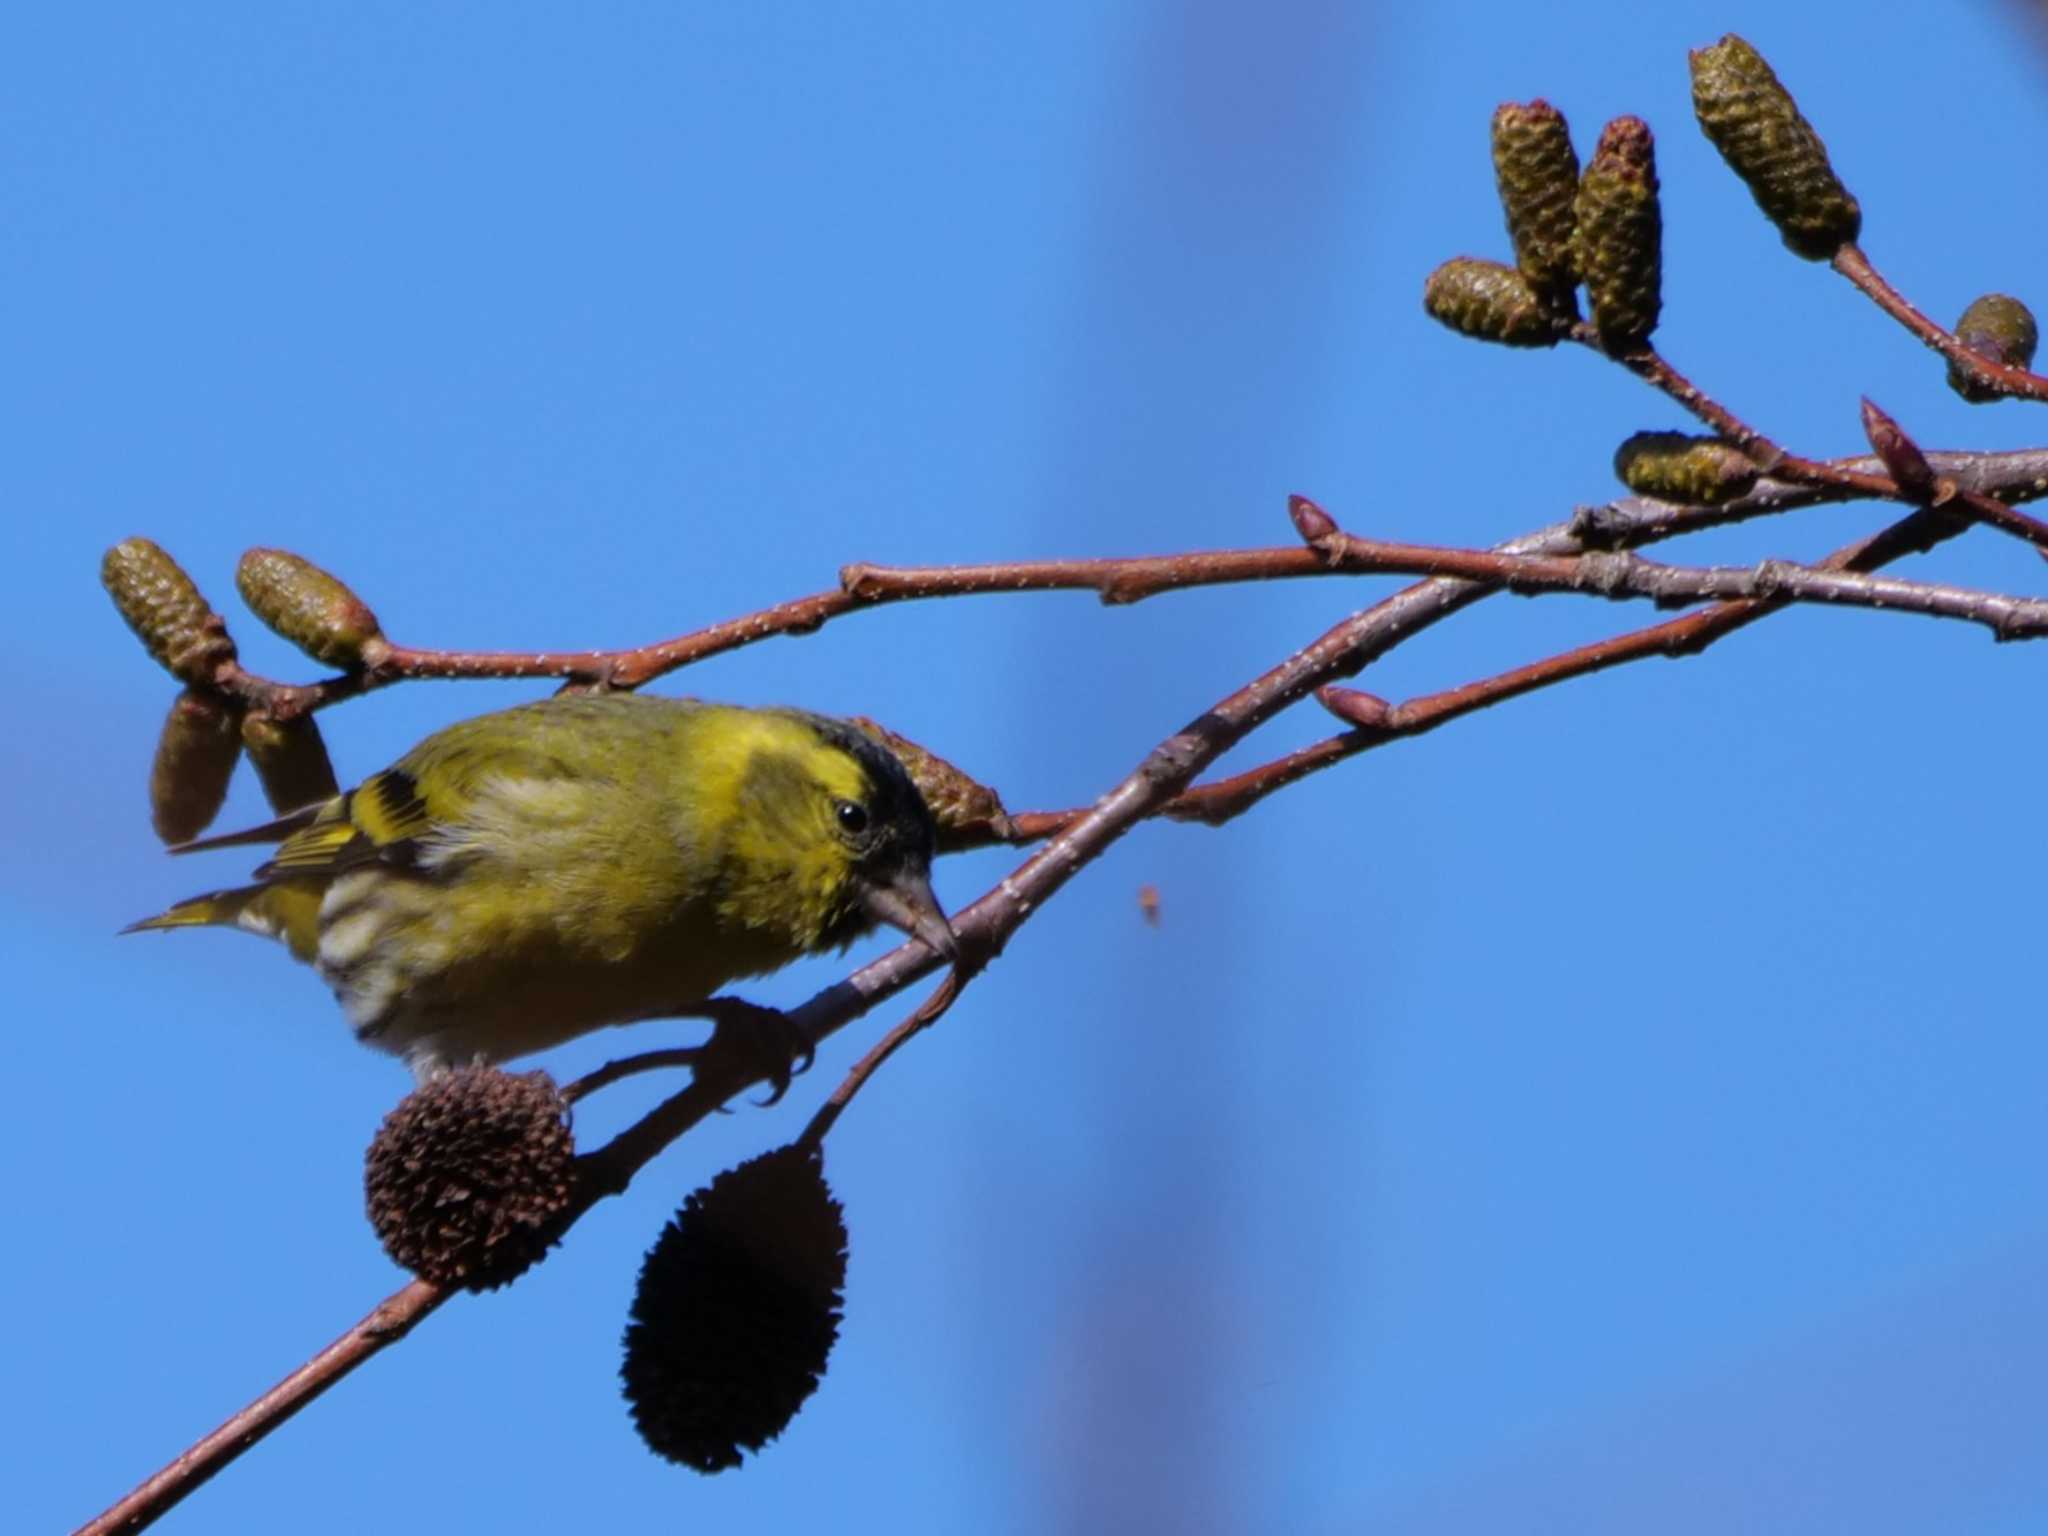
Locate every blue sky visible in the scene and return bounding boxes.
[12,5,2048,1533]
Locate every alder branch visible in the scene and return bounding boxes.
[109,446,1829,1529]
[92,424,2048,1536]
[172,444,2048,724]
[84,538,2040,1530]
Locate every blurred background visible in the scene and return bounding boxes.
[11,4,2048,1532]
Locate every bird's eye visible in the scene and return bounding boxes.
[835,800,870,835]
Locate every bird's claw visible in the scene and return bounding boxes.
[696,998,814,1107]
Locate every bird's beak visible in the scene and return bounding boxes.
[860,868,958,961]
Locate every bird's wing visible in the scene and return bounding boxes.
[252,725,598,880]
[164,767,447,877]
[172,713,606,883]
[167,802,327,855]
[255,768,439,877]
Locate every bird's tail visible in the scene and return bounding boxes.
[123,883,323,960]
[123,886,263,934]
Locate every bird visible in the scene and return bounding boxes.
[126,693,957,1081]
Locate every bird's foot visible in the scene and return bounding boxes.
[691,997,815,1106]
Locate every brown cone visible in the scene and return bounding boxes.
[364,1067,575,1292]
[621,1144,848,1473]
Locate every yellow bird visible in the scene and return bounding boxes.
[128,694,956,1081]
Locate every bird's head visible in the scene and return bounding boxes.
[712,709,955,962]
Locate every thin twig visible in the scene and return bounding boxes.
[798,971,967,1151]
[1587,336,2048,553]
[898,496,2004,842]
[74,1282,448,1536]
[1165,504,1967,825]
[1835,244,2048,404]
[1302,525,2048,639]
[178,445,2048,720]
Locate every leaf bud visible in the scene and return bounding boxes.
[1858,398,1940,502]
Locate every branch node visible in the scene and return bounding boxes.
[1576,550,1637,597]
[1568,502,1633,550]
